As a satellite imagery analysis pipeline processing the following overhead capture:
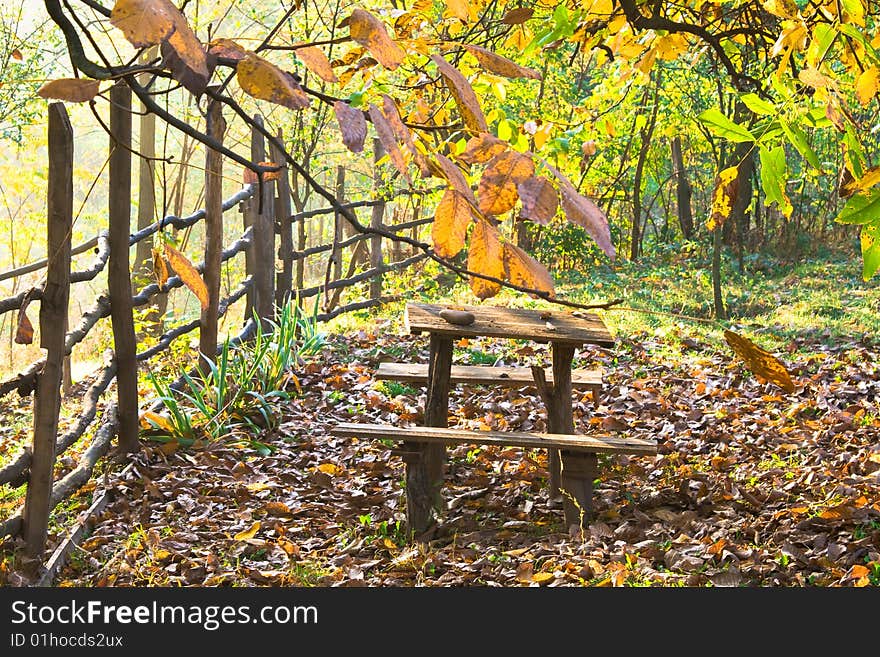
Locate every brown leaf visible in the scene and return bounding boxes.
[152,247,169,289]
[501,8,534,24]
[382,94,430,176]
[207,38,248,62]
[468,219,503,299]
[723,329,795,393]
[546,162,615,259]
[517,175,558,224]
[333,101,367,153]
[37,79,100,103]
[431,54,488,133]
[436,154,477,206]
[432,189,472,259]
[348,9,406,70]
[503,242,554,298]
[264,501,293,516]
[708,166,739,231]
[463,44,541,80]
[242,162,281,185]
[515,561,534,583]
[293,45,338,83]
[237,52,309,110]
[477,151,534,216]
[164,243,209,311]
[367,103,410,181]
[233,521,261,541]
[11,48,23,61]
[14,307,33,345]
[458,132,508,165]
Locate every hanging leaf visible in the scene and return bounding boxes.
[242,162,282,185]
[431,54,488,133]
[14,306,33,345]
[237,52,309,110]
[855,66,880,106]
[382,94,430,176]
[503,242,555,298]
[11,48,23,61]
[207,38,247,62]
[436,154,478,206]
[152,247,169,289]
[164,243,209,311]
[477,150,534,216]
[334,101,367,153]
[723,330,795,393]
[463,44,541,80]
[860,222,880,280]
[443,0,471,21]
[708,165,740,231]
[840,165,880,197]
[367,103,410,181]
[517,175,558,224]
[501,8,534,24]
[837,188,880,225]
[37,79,100,103]
[697,107,755,143]
[546,162,615,259]
[458,133,508,165]
[758,146,792,217]
[432,189,472,259]
[468,219,504,299]
[779,120,822,171]
[348,9,406,70]
[293,45,338,83]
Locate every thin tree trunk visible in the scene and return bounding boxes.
[671,136,694,240]
[199,96,224,369]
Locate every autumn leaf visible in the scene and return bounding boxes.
[855,66,879,106]
[237,52,309,110]
[207,38,247,62]
[334,100,367,153]
[382,94,430,176]
[242,162,282,185]
[517,175,558,224]
[708,166,739,231]
[11,48,23,61]
[233,521,261,541]
[545,162,615,259]
[463,44,541,80]
[433,189,472,259]
[443,0,471,21]
[503,242,555,298]
[293,45,338,83]
[724,329,796,393]
[468,219,504,299]
[140,410,175,433]
[14,306,33,345]
[458,132,508,165]
[840,165,880,197]
[348,9,405,70]
[164,243,209,311]
[431,54,488,133]
[477,151,534,216]
[367,103,410,181]
[37,79,100,103]
[436,154,478,206]
[501,8,534,24]
[152,247,169,289]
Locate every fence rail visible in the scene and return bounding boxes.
[0,95,432,561]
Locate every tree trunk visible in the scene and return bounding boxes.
[712,224,726,320]
[670,136,694,240]
[199,96,224,370]
[370,138,385,301]
[631,79,660,261]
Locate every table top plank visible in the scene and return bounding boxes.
[404,303,614,347]
[375,362,603,388]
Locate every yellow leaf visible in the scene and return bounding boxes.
[841,165,880,196]
[433,189,473,259]
[504,26,532,52]
[293,44,338,83]
[708,166,739,232]
[531,572,555,584]
[443,0,471,21]
[382,537,397,550]
[468,219,504,299]
[762,0,800,18]
[798,67,835,90]
[317,462,342,476]
[477,151,534,216]
[855,66,880,106]
[237,52,310,110]
[458,132,508,165]
[152,247,169,289]
[234,521,261,541]
[431,54,488,134]
[140,410,175,433]
[37,78,100,103]
[724,329,795,393]
[349,9,406,70]
[367,103,410,181]
[164,243,209,311]
[503,242,555,298]
[463,45,541,80]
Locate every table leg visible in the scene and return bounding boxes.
[405,334,452,536]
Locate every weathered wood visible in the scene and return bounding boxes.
[559,450,598,527]
[199,96,224,369]
[134,48,157,292]
[331,165,345,281]
[530,364,561,498]
[405,334,452,536]
[405,302,614,347]
[370,138,385,301]
[22,102,73,557]
[330,423,657,455]
[551,342,589,526]
[107,82,139,454]
[272,128,293,309]
[251,115,275,322]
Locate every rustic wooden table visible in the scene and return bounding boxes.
[404,302,615,529]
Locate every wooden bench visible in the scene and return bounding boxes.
[331,422,657,534]
[376,362,604,408]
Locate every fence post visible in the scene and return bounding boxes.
[133,48,157,294]
[271,129,293,309]
[331,166,345,280]
[370,138,386,300]
[21,102,73,557]
[200,95,224,368]
[250,116,275,323]
[107,82,139,454]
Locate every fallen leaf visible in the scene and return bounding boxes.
[234,521,261,541]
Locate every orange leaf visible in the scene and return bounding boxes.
[317,463,342,476]
[477,151,534,216]
[14,307,33,345]
[140,410,175,433]
[11,48,23,61]
[431,54,488,134]
[723,329,795,393]
[233,521,261,541]
[708,166,739,231]
[503,242,554,298]
[348,9,405,70]
[264,501,293,516]
[436,154,477,206]
[463,44,541,80]
[242,162,281,185]
[164,243,209,311]
[517,175,558,224]
[849,564,870,579]
[468,219,503,299]
[333,101,367,153]
[207,38,248,62]
[432,189,473,259]
[152,247,169,289]
[546,161,615,259]
[367,103,410,181]
[37,79,100,103]
[382,94,429,176]
[293,44,338,83]
[237,52,309,110]
[458,132,508,165]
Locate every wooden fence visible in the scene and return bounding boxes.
[0,88,432,561]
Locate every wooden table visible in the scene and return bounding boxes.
[404,302,615,529]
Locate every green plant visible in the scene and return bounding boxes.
[379,380,419,397]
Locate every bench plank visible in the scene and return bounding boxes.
[331,422,657,456]
[376,363,603,389]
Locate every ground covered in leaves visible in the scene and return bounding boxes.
[5,321,880,587]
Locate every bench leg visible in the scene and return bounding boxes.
[402,443,435,536]
[560,450,597,529]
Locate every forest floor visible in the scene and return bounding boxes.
[2,252,879,587]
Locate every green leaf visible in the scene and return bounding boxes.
[844,124,866,178]
[806,23,838,65]
[697,108,755,142]
[837,188,880,225]
[837,24,878,58]
[779,120,822,170]
[741,93,776,116]
[860,222,880,280]
[759,145,791,216]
